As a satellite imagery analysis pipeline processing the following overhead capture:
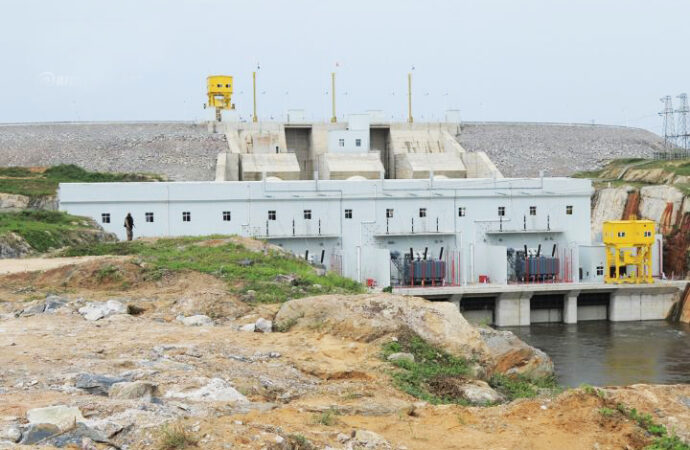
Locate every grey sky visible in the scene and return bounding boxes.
[1,0,688,132]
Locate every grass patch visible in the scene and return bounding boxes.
[488,373,560,401]
[0,164,162,198]
[583,388,690,450]
[156,424,198,449]
[0,210,105,252]
[60,236,364,303]
[311,408,339,426]
[380,331,472,404]
[287,434,315,450]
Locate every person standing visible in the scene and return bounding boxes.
[124,213,134,241]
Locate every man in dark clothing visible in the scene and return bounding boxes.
[124,213,134,241]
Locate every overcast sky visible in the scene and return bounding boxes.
[1,0,688,133]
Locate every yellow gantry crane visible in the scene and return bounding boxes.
[205,75,234,122]
[602,220,655,284]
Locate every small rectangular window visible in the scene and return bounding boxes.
[268,210,276,221]
[596,266,604,276]
[386,208,394,218]
[182,211,191,222]
[303,209,312,220]
[617,231,626,238]
[419,208,426,218]
[344,209,352,219]
[529,206,536,216]
[355,138,362,147]
[644,231,652,237]
[566,205,573,215]
[222,211,231,221]
[498,206,505,217]
[458,207,466,217]
[101,213,110,224]
[338,138,345,147]
[145,212,154,223]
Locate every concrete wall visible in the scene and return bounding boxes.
[59,177,593,287]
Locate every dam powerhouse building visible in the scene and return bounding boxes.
[58,116,682,327]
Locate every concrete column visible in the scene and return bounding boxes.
[449,294,462,312]
[495,291,532,327]
[563,291,579,324]
[609,291,642,322]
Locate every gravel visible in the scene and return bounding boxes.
[458,122,665,177]
[0,122,226,181]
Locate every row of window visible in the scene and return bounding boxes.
[102,205,576,225]
[215,83,231,88]
[338,138,362,147]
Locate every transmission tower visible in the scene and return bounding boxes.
[659,95,676,149]
[676,93,689,150]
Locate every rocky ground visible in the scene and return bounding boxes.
[0,123,226,181]
[0,251,688,449]
[459,122,665,177]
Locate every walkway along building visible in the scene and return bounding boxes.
[59,176,680,325]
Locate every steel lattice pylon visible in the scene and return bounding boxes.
[676,93,689,150]
[659,95,676,149]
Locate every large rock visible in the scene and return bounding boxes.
[75,373,128,396]
[478,327,554,378]
[0,193,30,210]
[428,378,504,405]
[164,378,249,403]
[26,405,85,431]
[0,426,21,443]
[0,232,32,259]
[274,294,491,365]
[255,318,272,333]
[19,423,60,445]
[177,314,214,326]
[78,300,127,321]
[109,381,156,400]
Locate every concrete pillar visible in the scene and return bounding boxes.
[495,291,532,327]
[563,291,579,324]
[609,291,642,322]
[450,294,462,312]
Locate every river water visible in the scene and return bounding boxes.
[504,321,690,387]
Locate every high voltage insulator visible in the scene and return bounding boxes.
[676,93,689,150]
[659,95,676,149]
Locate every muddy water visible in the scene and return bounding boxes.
[504,321,690,387]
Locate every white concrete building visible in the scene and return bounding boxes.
[59,176,595,287]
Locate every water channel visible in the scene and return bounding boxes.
[505,320,690,387]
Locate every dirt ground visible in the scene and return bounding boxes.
[0,257,689,449]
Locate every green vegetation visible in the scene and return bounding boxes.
[311,408,339,426]
[156,424,198,449]
[60,236,364,303]
[0,164,162,198]
[0,210,104,252]
[287,434,315,450]
[488,373,560,401]
[582,388,689,450]
[380,331,472,404]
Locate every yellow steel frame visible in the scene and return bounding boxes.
[602,220,655,284]
[206,75,234,121]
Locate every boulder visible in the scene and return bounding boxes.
[42,423,108,448]
[0,425,21,443]
[178,314,214,326]
[255,318,272,333]
[438,380,505,405]
[478,327,554,378]
[352,429,391,449]
[75,373,128,396]
[0,232,32,259]
[239,323,256,332]
[26,405,84,431]
[164,378,249,403]
[0,193,30,210]
[19,423,60,445]
[109,381,157,400]
[78,300,127,321]
[274,294,491,365]
[387,352,415,363]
